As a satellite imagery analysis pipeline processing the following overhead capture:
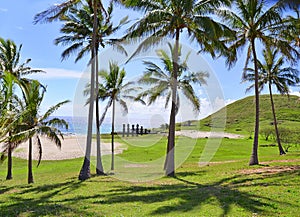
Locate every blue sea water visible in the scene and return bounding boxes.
[52,116,118,135]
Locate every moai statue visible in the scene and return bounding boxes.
[122,124,125,137]
[131,124,135,137]
[136,124,139,137]
[127,124,130,137]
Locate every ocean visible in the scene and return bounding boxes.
[52,116,155,135]
[53,116,117,135]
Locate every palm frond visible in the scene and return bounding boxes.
[36,136,42,167]
[118,99,128,114]
[125,36,167,63]
[41,100,70,122]
[181,83,201,113]
[99,98,113,126]
[37,125,63,149]
[45,118,69,131]
[164,92,171,109]
[33,0,81,24]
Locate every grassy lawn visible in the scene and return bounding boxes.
[0,134,300,216]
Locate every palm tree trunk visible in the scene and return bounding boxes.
[269,83,286,155]
[95,43,105,175]
[165,29,180,177]
[28,138,34,184]
[249,38,259,166]
[111,98,115,171]
[6,141,12,180]
[79,0,97,181]
[6,98,13,180]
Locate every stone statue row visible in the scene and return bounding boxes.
[122,124,151,137]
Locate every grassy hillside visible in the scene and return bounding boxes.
[197,94,300,135]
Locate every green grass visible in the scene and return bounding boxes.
[1,134,300,216]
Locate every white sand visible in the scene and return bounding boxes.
[176,130,243,139]
[11,135,125,160]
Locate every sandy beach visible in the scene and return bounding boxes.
[12,135,125,161]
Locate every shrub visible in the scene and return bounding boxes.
[260,127,275,141]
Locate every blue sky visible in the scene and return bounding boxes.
[0,1,299,124]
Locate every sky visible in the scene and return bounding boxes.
[0,0,299,127]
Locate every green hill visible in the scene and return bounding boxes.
[183,94,300,135]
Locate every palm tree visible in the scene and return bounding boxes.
[244,46,300,155]
[218,0,299,165]
[34,0,125,180]
[96,62,143,171]
[12,80,69,184]
[0,38,43,180]
[54,1,127,176]
[137,43,208,176]
[120,0,233,176]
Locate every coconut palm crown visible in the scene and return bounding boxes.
[54,1,128,63]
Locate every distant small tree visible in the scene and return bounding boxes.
[260,127,275,141]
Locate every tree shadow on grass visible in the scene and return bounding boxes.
[0,177,94,217]
[234,165,300,188]
[174,170,207,177]
[1,167,298,216]
[0,185,13,195]
[98,172,295,216]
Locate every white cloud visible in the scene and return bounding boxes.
[198,97,236,119]
[0,8,8,12]
[28,68,83,79]
[225,99,236,105]
[16,26,24,30]
[289,91,300,97]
